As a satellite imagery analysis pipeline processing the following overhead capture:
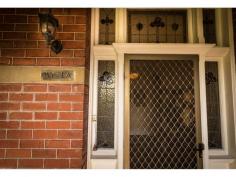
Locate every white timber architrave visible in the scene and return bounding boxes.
[196,8,205,43]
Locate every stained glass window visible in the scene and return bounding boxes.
[99,8,115,45]
[96,61,115,149]
[203,9,216,44]
[128,10,187,43]
[205,62,222,149]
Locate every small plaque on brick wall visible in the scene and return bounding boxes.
[41,70,74,81]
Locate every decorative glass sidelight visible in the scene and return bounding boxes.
[99,8,116,45]
[128,10,187,43]
[205,62,222,149]
[96,61,115,149]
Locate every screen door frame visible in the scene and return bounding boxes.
[124,54,203,169]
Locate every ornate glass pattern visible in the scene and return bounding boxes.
[128,10,187,43]
[205,62,222,149]
[129,60,198,169]
[97,61,115,148]
[99,8,115,45]
[203,9,216,43]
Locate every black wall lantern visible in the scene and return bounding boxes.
[38,10,63,54]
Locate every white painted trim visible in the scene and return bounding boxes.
[116,8,127,43]
[187,8,194,43]
[196,8,205,43]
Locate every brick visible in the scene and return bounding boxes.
[28,16,39,23]
[0,103,20,110]
[44,159,69,168]
[72,84,85,93]
[76,16,87,24]
[0,140,18,148]
[62,41,85,49]
[57,16,75,24]
[23,103,46,111]
[16,8,39,14]
[33,130,57,139]
[59,112,83,120]
[20,140,44,148]
[0,159,17,168]
[1,49,25,57]
[72,103,84,111]
[74,49,85,57]
[58,130,82,139]
[57,149,82,158]
[47,103,71,111]
[0,57,11,65]
[3,32,26,39]
[6,149,31,158]
[59,93,84,102]
[71,140,83,148]
[0,149,5,158]
[56,33,74,40]
[50,49,73,57]
[15,24,39,31]
[71,121,83,129]
[9,112,32,120]
[13,58,36,65]
[14,41,37,48]
[4,15,27,23]
[7,130,32,139]
[0,9,15,14]
[70,159,82,168]
[0,130,6,139]
[35,112,57,120]
[61,58,85,66]
[32,149,56,158]
[0,112,7,120]
[21,121,45,129]
[27,32,44,40]
[24,84,47,92]
[9,93,33,101]
[18,159,43,168]
[46,121,70,129]
[26,49,49,57]
[75,33,86,40]
[45,140,70,148]
[37,41,48,48]
[0,93,8,101]
[0,40,13,48]
[64,9,87,15]
[0,121,20,129]
[0,24,14,31]
[63,25,86,32]
[0,84,22,92]
[48,84,71,92]
[35,93,58,101]
[37,58,60,66]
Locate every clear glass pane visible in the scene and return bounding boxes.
[128,10,187,43]
[99,8,115,45]
[203,9,216,44]
[205,62,222,149]
[97,61,115,149]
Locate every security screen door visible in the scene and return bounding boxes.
[124,55,203,169]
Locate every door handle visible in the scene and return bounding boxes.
[194,143,205,158]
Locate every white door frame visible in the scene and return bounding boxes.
[88,43,230,168]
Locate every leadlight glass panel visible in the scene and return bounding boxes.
[97,61,115,149]
[203,9,216,44]
[99,8,115,45]
[128,10,187,43]
[205,62,222,149]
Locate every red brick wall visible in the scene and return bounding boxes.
[0,8,90,168]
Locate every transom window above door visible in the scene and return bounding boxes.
[127,10,187,43]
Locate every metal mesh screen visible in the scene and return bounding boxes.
[129,60,197,169]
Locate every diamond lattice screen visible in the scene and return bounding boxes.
[129,60,198,169]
